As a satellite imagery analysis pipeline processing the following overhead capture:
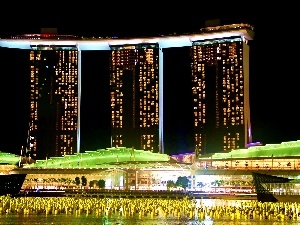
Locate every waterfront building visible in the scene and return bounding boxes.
[1,140,300,193]
[3,31,81,160]
[0,22,254,158]
[191,24,253,155]
[110,44,159,152]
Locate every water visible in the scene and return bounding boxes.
[1,199,300,225]
[1,213,299,225]
[1,214,298,225]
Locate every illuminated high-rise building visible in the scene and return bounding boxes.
[27,44,79,159]
[109,44,159,152]
[0,22,254,157]
[191,24,253,156]
[9,31,82,160]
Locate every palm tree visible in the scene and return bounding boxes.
[98,179,105,189]
[89,180,97,188]
[75,177,80,186]
[166,180,176,190]
[81,176,87,187]
[176,176,189,190]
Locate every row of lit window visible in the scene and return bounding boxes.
[111,56,158,63]
[112,48,155,53]
[192,53,242,59]
[55,59,78,65]
[111,121,123,128]
[193,47,241,53]
[30,56,41,61]
[222,92,244,101]
[112,135,123,146]
[55,73,77,79]
[139,104,157,110]
[194,134,202,150]
[192,59,242,66]
[30,90,37,95]
[139,82,158,88]
[222,84,243,91]
[223,119,244,126]
[194,119,206,126]
[110,91,157,100]
[111,115,122,122]
[111,61,158,65]
[60,124,77,131]
[139,72,157,78]
[193,51,241,57]
[139,100,157,106]
[223,133,240,141]
[61,126,76,131]
[111,68,157,75]
[29,114,38,122]
[221,80,244,86]
[62,111,78,118]
[140,117,158,122]
[222,106,243,113]
[61,95,78,100]
[139,89,158,94]
[141,138,154,143]
[193,114,244,125]
[57,51,77,58]
[139,121,158,127]
[139,81,156,87]
[61,121,76,126]
[61,104,77,109]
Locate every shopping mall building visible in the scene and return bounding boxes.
[1,140,300,192]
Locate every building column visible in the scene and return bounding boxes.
[125,170,129,190]
[135,170,139,190]
[77,49,81,154]
[159,47,164,154]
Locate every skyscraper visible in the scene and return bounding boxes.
[109,44,159,152]
[9,32,82,160]
[27,44,79,160]
[191,24,253,156]
[0,22,254,157]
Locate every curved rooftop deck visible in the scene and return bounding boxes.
[0,24,254,50]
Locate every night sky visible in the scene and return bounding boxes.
[0,10,299,156]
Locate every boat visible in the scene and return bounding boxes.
[252,172,300,203]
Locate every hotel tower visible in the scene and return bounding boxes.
[191,24,253,156]
[0,22,254,159]
[109,44,159,152]
[8,31,81,160]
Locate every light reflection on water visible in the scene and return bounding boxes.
[0,199,299,225]
[1,214,296,225]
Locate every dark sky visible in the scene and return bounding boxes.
[0,10,299,156]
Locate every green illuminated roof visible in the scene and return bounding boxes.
[199,140,300,160]
[0,151,20,164]
[24,147,171,169]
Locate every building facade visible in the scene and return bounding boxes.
[191,35,252,155]
[109,44,159,152]
[0,23,254,158]
[26,40,80,160]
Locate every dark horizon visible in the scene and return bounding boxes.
[1,14,299,157]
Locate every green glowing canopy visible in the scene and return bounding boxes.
[199,140,300,160]
[24,147,171,169]
[0,151,20,164]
